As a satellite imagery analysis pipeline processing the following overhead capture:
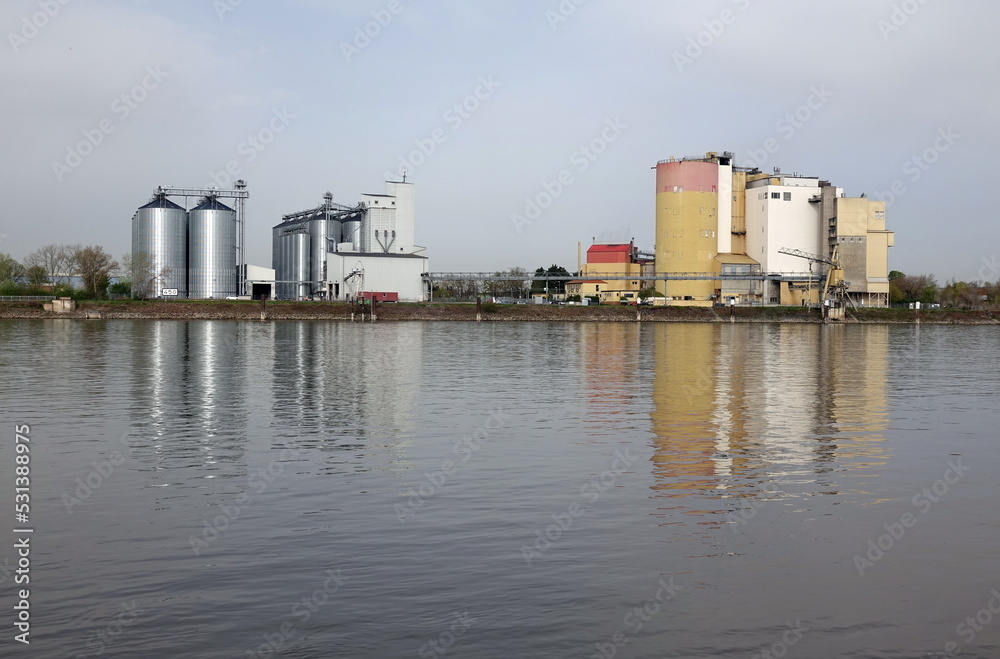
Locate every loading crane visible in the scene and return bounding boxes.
[777,246,853,309]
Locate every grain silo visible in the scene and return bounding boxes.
[188,197,237,299]
[132,195,188,298]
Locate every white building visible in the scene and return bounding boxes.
[272,179,429,302]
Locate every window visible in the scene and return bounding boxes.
[783,192,792,201]
[771,192,780,199]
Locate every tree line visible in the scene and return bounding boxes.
[889,271,1000,309]
[0,244,170,299]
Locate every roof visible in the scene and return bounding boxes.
[567,279,608,284]
[139,196,184,210]
[587,244,632,254]
[715,253,760,265]
[192,198,235,212]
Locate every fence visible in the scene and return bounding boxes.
[0,296,56,302]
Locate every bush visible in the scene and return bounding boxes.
[566,294,581,302]
[481,302,498,313]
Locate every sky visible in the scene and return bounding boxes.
[1,0,997,281]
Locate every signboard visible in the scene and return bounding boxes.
[161,288,178,297]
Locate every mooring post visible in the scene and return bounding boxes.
[259,293,267,321]
[476,296,482,322]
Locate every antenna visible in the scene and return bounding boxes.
[402,169,407,183]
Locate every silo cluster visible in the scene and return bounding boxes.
[272,193,364,300]
[131,193,238,299]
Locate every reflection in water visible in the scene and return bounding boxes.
[580,323,643,438]
[270,323,423,469]
[649,324,890,511]
[127,321,248,479]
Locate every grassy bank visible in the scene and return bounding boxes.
[3,300,1000,323]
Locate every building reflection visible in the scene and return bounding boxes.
[127,321,249,478]
[269,322,423,467]
[125,320,423,477]
[648,323,890,509]
[580,322,643,438]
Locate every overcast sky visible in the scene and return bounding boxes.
[2,0,996,280]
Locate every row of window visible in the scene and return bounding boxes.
[757,192,793,201]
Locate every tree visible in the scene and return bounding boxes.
[72,245,118,298]
[939,280,982,309]
[0,252,25,284]
[23,244,75,285]
[124,251,172,299]
[531,265,571,296]
[484,267,530,299]
[25,265,48,288]
[889,273,937,305]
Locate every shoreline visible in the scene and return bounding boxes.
[2,301,999,323]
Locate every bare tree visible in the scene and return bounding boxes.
[127,251,172,299]
[24,243,75,285]
[72,245,118,297]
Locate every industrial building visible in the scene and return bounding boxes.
[567,242,654,303]
[130,182,251,299]
[271,179,429,301]
[653,152,894,306]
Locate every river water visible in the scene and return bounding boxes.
[1,320,998,658]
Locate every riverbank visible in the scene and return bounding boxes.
[2,300,1000,323]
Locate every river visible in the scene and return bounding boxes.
[0,320,997,657]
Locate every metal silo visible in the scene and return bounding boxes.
[341,213,362,251]
[274,222,310,300]
[288,225,310,299]
[309,212,328,297]
[189,198,237,299]
[132,195,188,298]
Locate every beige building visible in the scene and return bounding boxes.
[654,152,894,307]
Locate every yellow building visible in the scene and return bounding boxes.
[569,243,648,303]
[654,152,894,307]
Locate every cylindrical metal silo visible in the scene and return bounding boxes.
[189,198,237,299]
[132,195,188,298]
[287,226,310,299]
[308,213,327,297]
[341,214,362,251]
